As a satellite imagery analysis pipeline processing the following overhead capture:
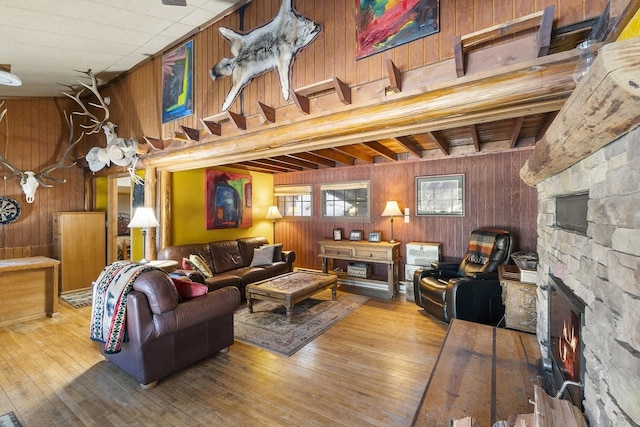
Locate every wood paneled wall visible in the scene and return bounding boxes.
[0,0,606,258]
[0,98,86,259]
[273,149,538,277]
[148,0,606,142]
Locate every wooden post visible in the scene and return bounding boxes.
[520,37,640,186]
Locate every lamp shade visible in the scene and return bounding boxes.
[381,201,403,217]
[128,207,160,228]
[265,206,283,220]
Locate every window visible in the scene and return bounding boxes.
[274,185,312,218]
[321,181,370,221]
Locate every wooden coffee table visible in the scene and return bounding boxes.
[246,271,338,323]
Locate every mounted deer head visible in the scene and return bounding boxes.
[0,102,83,203]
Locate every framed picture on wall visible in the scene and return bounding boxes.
[416,174,465,216]
[161,39,194,123]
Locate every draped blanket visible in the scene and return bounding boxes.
[90,261,155,354]
[465,231,497,265]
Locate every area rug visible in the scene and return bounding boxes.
[0,412,21,427]
[234,289,369,356]
[59,289,93,309]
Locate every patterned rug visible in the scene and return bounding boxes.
[234,289,369,356]
[0,412,21,427]
[59,289,93,309]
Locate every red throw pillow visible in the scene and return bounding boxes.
[171,278,207,300]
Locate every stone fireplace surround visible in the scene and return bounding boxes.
[535,127,640,426]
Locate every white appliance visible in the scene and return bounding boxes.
[404,242,441,301]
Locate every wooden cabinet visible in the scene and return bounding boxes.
[499,265,537,333]
[318,240,401,299]
[53,212,106,294]
[0,257,60,326]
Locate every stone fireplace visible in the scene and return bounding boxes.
[536,127,640,426]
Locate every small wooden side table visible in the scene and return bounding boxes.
[499,265,537,333]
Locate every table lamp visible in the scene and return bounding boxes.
[128,207,160,263]
[265,206,283,243]
[381,201,402,243]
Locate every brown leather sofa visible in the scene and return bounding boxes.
[102,269,241,388]
[157,237,296,297]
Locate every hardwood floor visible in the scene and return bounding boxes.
[0,285,447,426]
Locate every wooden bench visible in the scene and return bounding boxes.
[411,319,541,426]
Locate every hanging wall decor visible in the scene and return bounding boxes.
[0,196,21,224]
[356,0,440,60]
[162,39,194,123]
[205,170,253,229]
[209,0,322,111]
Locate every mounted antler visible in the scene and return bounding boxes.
[0,102,83,203]
[62,69,110,135]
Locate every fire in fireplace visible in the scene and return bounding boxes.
[545,274,586,409]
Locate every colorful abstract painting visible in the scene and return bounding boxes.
[162,39,194,123]
[206,170,252,229]
[356,0,439,59]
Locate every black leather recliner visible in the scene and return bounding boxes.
[413,228,514,325]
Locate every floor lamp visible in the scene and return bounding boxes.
[381,201,403,243]
[128,207,160,263]
[265,206,283,244]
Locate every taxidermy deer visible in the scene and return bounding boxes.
[0,101,83,203]
[209,0,322,111]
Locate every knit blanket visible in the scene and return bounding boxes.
[465,230,497,265]
[90,261,156,354]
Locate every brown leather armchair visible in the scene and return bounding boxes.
[413,229,514,325]
[102,269,241,388]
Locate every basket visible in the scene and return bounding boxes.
[347,262,372,278]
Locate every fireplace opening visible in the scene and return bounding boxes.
[544,274,586,410]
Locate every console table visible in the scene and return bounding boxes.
[0,256,60,327]
[318,240,401,299]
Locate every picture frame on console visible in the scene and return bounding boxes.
[349,230,363,241]
[368,232,381,242]
[333,228,343,241]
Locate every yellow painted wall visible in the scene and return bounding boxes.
[95,177,108,211]
[171,166,274,245]
[618,8,640,40]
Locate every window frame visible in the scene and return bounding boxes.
[320,180,371,223]
[273,184,313,220]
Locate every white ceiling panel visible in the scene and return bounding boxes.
[0,0,247,98]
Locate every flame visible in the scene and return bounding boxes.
[559,320,579,377]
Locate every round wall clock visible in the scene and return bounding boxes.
[0,196,21,224]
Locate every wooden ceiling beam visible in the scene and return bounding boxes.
[469,124,480,151]
[362,141,397,161]
[238,161,291,174]
[311,148,355,165]
[425,132,450,155]
[332,145,374,162]
[509,116,526,148]
[272,155,319,169]
[249,158,303,172]
[536,111,558,141]
[395,136,423,158]
[288,152,336,167]
[143,50,579,172]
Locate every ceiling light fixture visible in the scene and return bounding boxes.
[0,65,22,87]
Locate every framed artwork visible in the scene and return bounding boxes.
[162,39,194,123]
[356,0,440,59]
[349,230,364,241]
[416,174,465,216]
[333,228,343,241]
[368,231,381,242]
[205,169,252,229]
